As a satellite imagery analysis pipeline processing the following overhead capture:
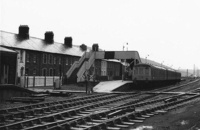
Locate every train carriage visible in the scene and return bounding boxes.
[132,63,181,89]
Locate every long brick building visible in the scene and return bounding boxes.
[0,25,123,86]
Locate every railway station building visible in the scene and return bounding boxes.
[0,25,129,87]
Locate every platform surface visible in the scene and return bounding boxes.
[93,80,132,93]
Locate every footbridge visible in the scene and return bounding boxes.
[66,50,141,82]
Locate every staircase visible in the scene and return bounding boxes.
[66,52,86,78]
[77,52,95,82]
[66,51,96,83]
[66,52,87,83]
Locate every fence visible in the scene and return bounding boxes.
[20,76,61,88]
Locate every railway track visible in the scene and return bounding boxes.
[152,79,200,93]
[45,94,200,130]
[1,80,199,130]
[0,93,150,130]
[1,91,199,130]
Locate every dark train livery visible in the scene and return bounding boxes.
[132,63,181,88]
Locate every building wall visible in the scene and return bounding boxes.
[101,60,107,76]
[107,61,122,80]
[24,50,80,77]
[15,49,26,77]
[0,52,17,84]
[3,48,124,84]
[94,59,101,76]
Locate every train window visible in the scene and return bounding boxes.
[139,68,143,74]
[145,68,149,75]
[134,68,138,74]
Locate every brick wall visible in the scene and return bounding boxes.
[25,50,80,78]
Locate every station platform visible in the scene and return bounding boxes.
[28,88,86,93]
[93,80,133,93]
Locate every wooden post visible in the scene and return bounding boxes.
[59,65,62,89]
[53,76,54,86]
[33,75,35,88]
[27,76,29,88]
[24,75,26,88]
[44,76,46,87]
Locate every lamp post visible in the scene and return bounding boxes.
[122,42,128,51]
[145,55,149,63]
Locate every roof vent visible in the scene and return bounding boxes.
[44,31,54,43]
[18,25,29,39]
[92,44,99,51]
[64,37,72,48]
[80,44,87,51]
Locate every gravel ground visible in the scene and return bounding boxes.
[130,98,200,130]
[0,83,95,109]
[1,79,200,130]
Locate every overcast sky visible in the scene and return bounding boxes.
[0,0,200,70]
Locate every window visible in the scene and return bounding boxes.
[53,69,56,76]
[25,68,29,75]
[139,68,143,74]
[116,71,119,76]
[48,54,53,64]
[70,58,73,65]
[20,67,24,76]
[134,68,138,74]
[33,55,36,63]
[66,58,68,65]
[145,68,149,75]
[42,68,47,76]
[50,55,53,64]
[49,68,53,76]
[26,53,30,62]
[33,68,37,75]
[54,57,56,64]
[43,54,47,64]
[68,57,71,65]
[20,50,23,63]
[58,57,61,64]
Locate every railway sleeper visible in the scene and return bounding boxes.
[0,94,105,114]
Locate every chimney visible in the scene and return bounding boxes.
[44,31,54,43]
[64,37,72,48]
[92,43,99,51]
[80,44,87,51]
[18,25,29,39]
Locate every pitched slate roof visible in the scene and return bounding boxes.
[0,46,17,53]
[0,30,89,56]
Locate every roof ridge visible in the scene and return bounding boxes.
[0,30,81,47]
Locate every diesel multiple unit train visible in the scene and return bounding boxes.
[132,63,181,88]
